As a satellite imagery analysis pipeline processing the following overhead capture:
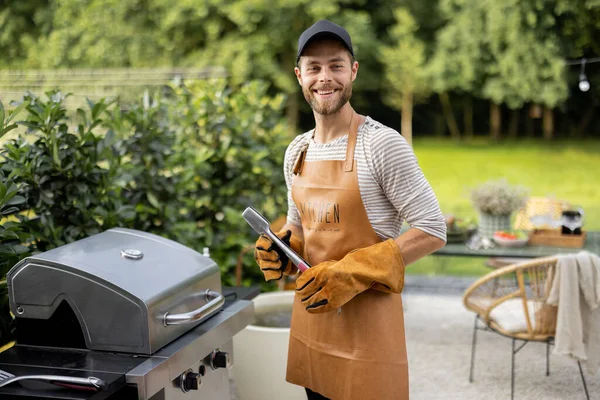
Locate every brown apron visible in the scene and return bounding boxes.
[286,113,409,400]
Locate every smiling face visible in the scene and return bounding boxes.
[295,39,358,116]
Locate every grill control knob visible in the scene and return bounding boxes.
[180,370,201,392]
[210,350,230,370]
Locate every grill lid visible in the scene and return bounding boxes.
[7,228,222,355]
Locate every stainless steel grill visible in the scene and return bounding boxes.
[0,228,255,399]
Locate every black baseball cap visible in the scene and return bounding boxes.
[296,20,354,63]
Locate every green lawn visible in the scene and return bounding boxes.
[409,138,600,277]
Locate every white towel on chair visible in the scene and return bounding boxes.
[547,251,600,375]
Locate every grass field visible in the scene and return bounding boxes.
[408,138,600,277]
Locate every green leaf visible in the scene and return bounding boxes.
[92,101,108,120]
[104,129,115,146]
[1,206,19,215]
[0,124,18,139]
[88,119,101,132]
[117,205,136,220]
[147,192,160,208]
[52,138,61,168]
[0,230,19,240]
[6,100,30,124]
[77,108,88,127]
[6,195,26,206]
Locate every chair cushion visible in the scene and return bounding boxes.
[489,298,537,333]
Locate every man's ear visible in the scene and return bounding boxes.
[351,61,359,82]
[294,66,302,85]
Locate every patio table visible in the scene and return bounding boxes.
[434,231,600,258]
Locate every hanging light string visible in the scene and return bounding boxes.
[565,57,600,65]
[566,57,599,92]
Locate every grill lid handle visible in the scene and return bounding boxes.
[163,290,224,326]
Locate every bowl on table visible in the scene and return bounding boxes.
[492,231,530,247]
[445,215,477,244]
[447,228,477,244]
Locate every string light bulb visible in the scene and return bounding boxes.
[579,59,590,92]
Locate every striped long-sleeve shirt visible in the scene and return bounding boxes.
[283,116,447,243]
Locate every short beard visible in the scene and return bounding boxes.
[303,84,352,116]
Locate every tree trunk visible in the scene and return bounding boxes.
[526,115,534,137]
[542,106,554,140]
[508,109,519,139]
[490,102,501,140]
[286,90,299,137]
[575,104,595,138]
[434,113,445,137]
[439,92,461,139]
[401,91,413,146]
[463,95,473,140]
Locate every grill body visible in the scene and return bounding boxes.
[0,229,256,399]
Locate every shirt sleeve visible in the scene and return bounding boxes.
[368,128,447,242]
[283,134,306,227]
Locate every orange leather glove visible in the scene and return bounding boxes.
[295,239,405,313]
[254,230,304,281]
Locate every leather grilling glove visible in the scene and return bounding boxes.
[254,229,304,281]
[295,239,405,313]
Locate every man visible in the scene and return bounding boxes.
[254,20,446,400]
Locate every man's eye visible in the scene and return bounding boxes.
[332,65,343,69]
[308,67,318,71]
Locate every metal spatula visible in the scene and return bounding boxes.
[242,206,311,272]
[0,369,106,390]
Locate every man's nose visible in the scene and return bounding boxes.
[318,68,332,82]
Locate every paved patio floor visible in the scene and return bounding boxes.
[231,277,599,399]
[404,291,599,400]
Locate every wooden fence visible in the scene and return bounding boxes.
[0,67,228,109]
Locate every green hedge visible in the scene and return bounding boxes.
[0,79,290,289]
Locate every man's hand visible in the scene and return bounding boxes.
[295,239,405,313]
[254,230,304,281]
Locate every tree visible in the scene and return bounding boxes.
[482,0,567,139]
[0,0,53,68]
[26,0,180,68]
[555,0,600,137]
[26,0,383,135]
[429,0,568,140]
[380,8,428,145]
[197,0,381,135]
[427,0,488,139]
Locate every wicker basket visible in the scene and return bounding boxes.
[529,229,586,248]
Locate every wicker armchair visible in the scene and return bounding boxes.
[463,256,589,400]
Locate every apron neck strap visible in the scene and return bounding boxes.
[344,111,361,172]
[293,111,362,176]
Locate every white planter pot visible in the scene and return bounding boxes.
[478,212,511,238]
[232,291,306,400]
